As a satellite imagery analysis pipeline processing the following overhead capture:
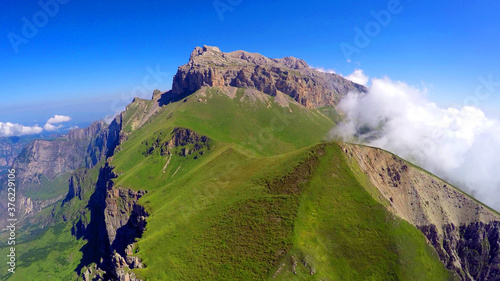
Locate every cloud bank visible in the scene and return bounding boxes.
[333,76,500,210]
[345,69,369,86]
[0,122,43,137]
[0,115,73,137]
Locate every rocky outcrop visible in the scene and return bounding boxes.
[169,45,366,108]
[0,136,37,174]
[419,222,500,281]
[143,127,211,158]
[75,162,147,281]
[64,168,90,202]
[81,263,106,281]
[343,143,500,280]
[106,187,147,281]
[112,244,144,281]
[342,143,499,231]
[105,187,147,257]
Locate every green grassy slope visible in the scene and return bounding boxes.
[112,87,335,189]
[122,142,454,280]
[272,144,455,281]
[0,87,456,280]
[106,88,454,280]
[0,166,102,281]
[23,172,72,201]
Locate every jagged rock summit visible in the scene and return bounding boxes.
[171,45,367,108]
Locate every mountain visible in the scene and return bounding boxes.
[0,121,120,230]
[1,46,499,281]
[170,45,366,108]
[0,135,60,175]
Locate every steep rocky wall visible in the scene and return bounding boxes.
[14,121,110,186]
[342,143,500,280]
[170,45,366,108]
[75,162,147,281]
[419,222,500,281]
[0,116,127,231]
[342,143,498,230]
[0,122,111,230]
[0,136,34,174]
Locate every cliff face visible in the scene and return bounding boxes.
[0,136,35,174]
[170,45,366,108]
[15,121,109,186]
[343,143,500,280]
[419,222,500,281]
[76,127,213,280]
[0,119,123,230]
[74,163,147,281]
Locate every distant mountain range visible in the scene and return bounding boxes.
[0,134,63,175]
[1,46,499,281]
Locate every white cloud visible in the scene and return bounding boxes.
[0,114,73,136]
[313,67,337,74]
[332,77,500,210]
[46,115,71,124]
[0,122,43,137]
[43,123,63,131]
[43,115,72,132]
[344,69,369,86]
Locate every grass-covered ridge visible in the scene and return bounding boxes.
[0,87,458,280]
[107,88,455,280]
[119,141,455,280]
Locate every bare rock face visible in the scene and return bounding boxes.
[0,121,122,230]
[14,121,110,187]
[343,143,500,280]
[75,162,147,281]
[170,45,367,108]
[419,222,500,281]
[105,187,147,255]
[103,179,147,281]
[0,136,34,174]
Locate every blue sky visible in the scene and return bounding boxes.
[1,0,500,132]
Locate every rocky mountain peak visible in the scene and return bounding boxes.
[275,56,309,69]
[189,45,222,60]
[172,45,367,108]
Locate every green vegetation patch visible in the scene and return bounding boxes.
[23,172,71,201]
[272,143,456,281]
